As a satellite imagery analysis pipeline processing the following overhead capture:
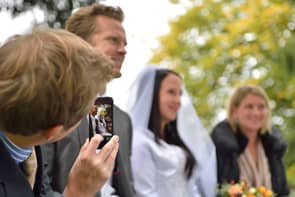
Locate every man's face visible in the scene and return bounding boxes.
[90,105,98,116]
[90,15,127,78]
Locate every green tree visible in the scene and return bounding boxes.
[150,0,295,170]
[1,0,103,28]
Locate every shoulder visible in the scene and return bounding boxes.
[132,132,155,160]
[114,104,129,116]
[132,130,156,150]
[114,104,131,120]
[211,120,235,144]
[270,127,286,142]
[211,120,239,153]
[261,127,287,155]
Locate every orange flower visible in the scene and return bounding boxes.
[228,185,242,196]
[258,186,266,194]
[218,182,275,197]
[264,190,273,197]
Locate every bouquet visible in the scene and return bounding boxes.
[218,181,275,197]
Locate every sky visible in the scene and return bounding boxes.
[0,0,184,110]
[105,0,184,109]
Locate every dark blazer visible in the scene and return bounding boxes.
[42,105,135,197]
[0,140,54,197]
[211,120,289,196]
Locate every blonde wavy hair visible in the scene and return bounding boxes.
[65,3,124,43]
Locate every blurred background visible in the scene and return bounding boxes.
[0,0,294,193]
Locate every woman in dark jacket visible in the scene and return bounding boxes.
[211,85,289,196]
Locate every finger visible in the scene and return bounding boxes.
[98,135,119,161]
[104,139,119,168]
[86,134,103,154]
[80,137,90,151]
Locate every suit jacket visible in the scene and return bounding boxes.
[0,140,54,197]
[42,105,135,197]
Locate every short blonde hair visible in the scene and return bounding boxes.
[0,29,113,136]
[227,84,272,134]
[65,3,124,42]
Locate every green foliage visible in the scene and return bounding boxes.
[3,0,103,28]
[152,0,295,169]
[287,164,295,186]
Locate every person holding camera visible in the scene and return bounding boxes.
[0,29,118,197]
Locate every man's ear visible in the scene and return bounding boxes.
[42,125,64,141]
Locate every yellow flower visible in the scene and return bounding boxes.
[248,187,256,194]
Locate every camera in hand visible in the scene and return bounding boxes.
[97,133,113,149]
[88,97,113,149]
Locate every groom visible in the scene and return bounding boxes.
[42,3,135,197]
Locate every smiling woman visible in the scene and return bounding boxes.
[127,66,217,197]
[158,71,182,131]
[211,84,290,196]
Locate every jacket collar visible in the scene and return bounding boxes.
[217,120,287,157]
[0,140,43,197]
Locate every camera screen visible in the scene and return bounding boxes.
[96,103,113,134]
[88,97,113,148]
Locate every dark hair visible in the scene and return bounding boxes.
[148,69,196,178]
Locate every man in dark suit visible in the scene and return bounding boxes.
[0,29,118,197]
[42,3,135,197]
[89,104,100,133]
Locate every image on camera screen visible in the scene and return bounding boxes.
[97,103,113,134]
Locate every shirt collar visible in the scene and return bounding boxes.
[0,131,32,164]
